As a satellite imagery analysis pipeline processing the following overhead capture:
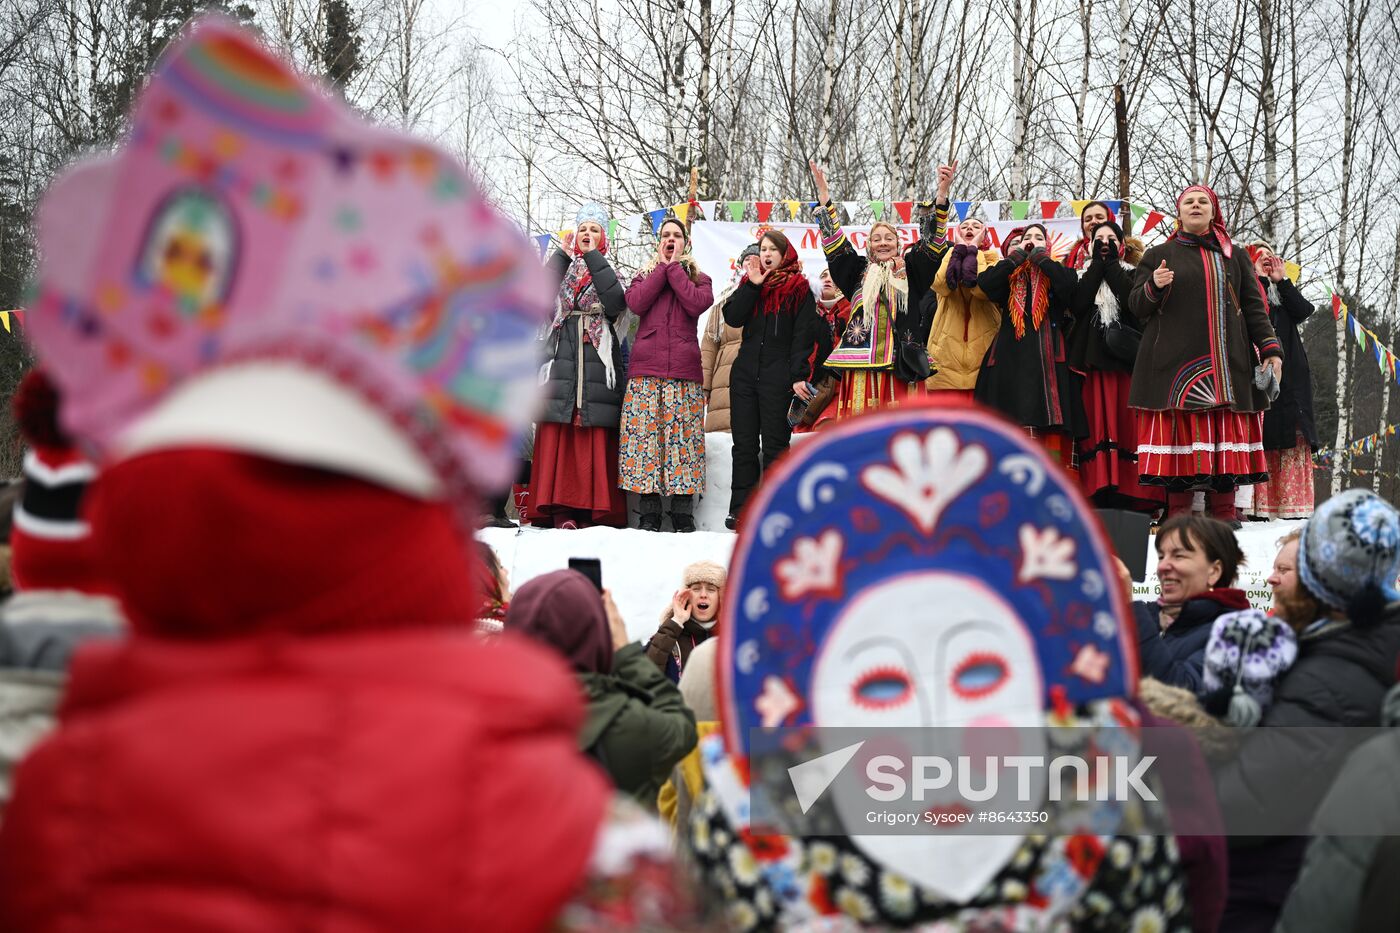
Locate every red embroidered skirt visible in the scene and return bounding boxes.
[530,411,628,526]
[1135,407,1267,493]
[1078,370,1164,509]
[832,369,924,421]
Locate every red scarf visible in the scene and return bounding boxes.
[758,242,809,316]
[1008,261,1051,340]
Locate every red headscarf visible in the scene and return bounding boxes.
[1001,226,1026,258]
[1170,184,1233,258]
[758,236,810,316]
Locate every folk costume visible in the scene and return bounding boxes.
[813,200,948,419]
[975,224,1087,474]
[1127,187,1281,518]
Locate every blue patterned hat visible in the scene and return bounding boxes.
[574,202,608,229]
[1298,489,1400,613]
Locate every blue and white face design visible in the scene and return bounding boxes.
[811,572,1046,899]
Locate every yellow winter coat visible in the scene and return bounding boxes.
[926,248,1002,391]
[656,720,719,831]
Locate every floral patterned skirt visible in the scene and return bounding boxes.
[618,376,706,495]
[1250,433,1315,519]
[832,368,924,421]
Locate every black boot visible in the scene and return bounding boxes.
[670,494,696,533]
[483,489,516,528]
[638,493,663,532]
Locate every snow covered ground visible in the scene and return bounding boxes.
[480,431,1302,641]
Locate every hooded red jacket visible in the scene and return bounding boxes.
[0,450,612,932]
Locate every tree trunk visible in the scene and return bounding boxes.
[1075,0,1092,197]
[1288,0,1302,257]
[1331,0,1368,495]
[695,0,713,196]
[815,0,839,166]
[1009,0,1029,197]
[890,0,907,194]
[1259,0,1278,242]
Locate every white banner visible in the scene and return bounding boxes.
[689,218,1086,302]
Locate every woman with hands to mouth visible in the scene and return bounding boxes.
[618,218,714,532]
[645,559,726,683]
[535,203,631,529]
[927,211,1000,397]
[1131,514,1249,692]
[973,222,1087,472]
[721,231,824,528]
[1127,185,1282,526]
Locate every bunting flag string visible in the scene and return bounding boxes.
[532,195,1180,248]
[0,310,21,334]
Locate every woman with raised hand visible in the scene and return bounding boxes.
[1127,186,1282,525]
[808,160,952,420]
[533,203,630,529]
[1245,241,1317,520]
[619,218,713,532]
[974,222,1086,472]
[927,212,1000,398]
[1068,219,1161,511]
[721,231,823,529]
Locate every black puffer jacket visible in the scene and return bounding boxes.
[722,280,822,388]
[539,249,628,427]
[1132,590,1251,693]
[1215,608,1400,933]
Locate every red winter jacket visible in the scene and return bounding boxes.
[0,629,610,932]
[0,450,613,933]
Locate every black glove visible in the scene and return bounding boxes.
[1008,248,1028,266]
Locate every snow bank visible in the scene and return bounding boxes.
[484,428,1302,639]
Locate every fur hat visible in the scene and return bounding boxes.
[575,202,608,229]
[1299,489,1400,621]
[683,559,727,590]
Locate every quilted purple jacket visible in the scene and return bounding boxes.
[624,262,714,383]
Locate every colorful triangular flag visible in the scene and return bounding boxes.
[1104,200,1124,218]
[1142,211,1166,234]
[755,201,774,223]
[698,200,719,222]
[1039,200,1061,219]
[952,201,972,222]
[0,312,11,334]
[893,201,913,224]
[1129,203,1148,222]
[980,201,1001,221]
[1284,260,1301,283]
[868,201,885,221]
[841,201,861,221]
[673,203,690,225]
[783,199,799,220]
[1071,199,1091,217]
[607,219,619,241]
[647,208,667,234]
[1010,201,1030,220]
[727,201,746,222]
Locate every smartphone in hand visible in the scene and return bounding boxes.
[568,557,603,592]
[1095,509,1151,582]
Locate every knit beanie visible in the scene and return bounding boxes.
[683,559,727,590]
[678,637,718,721]
[9,369,109,595]
[1298,489,1400,623]
[1201,608,1298,727]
